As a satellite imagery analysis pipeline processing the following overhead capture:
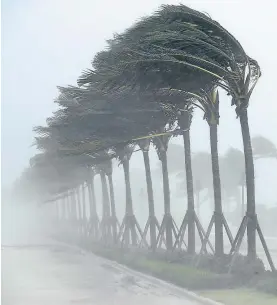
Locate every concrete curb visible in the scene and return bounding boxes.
[56,241,224,305]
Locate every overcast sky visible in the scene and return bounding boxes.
[2,0,277,201]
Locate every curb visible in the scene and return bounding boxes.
[55,240,224,305]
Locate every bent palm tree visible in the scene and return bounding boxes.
[152,127,179,250]
[193,89,233,257]
[116,144,145,247]
[98,157,118,244]
[175,104,196,254]
[137,138,159,251]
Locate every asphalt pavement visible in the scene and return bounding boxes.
[1,242,214,305]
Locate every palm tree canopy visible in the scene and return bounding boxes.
[78,4,249,97]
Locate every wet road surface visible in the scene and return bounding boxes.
[2,243,206,305]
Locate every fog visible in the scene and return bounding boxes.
[2,197,209,305]
[1,200,48,246]
[2,0,277,304]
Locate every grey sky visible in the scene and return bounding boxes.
[2,0,277,197]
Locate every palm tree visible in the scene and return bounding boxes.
[29,152,89,234]
[137,138,159,251]
[86,167,99,241]
[27,4,273,266]
[77,5,244,253]
[32,129,104,242]
[79,4,261,260]
[157,95,219,255]
[116,144,144,247]
[202,90,224,256]
[98,158,118,244]
[98,166,112,244]
[154,102,199,254]
[175,104,196,254]
[35,84,177,249]
[152,127,179,250]
[190,89,233,257]
[106,164,118,243]
[75,186,83,235]
[232,63,261,261]
[81,182,87,236]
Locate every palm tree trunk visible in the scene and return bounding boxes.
[183,129,196,254]
[160,149,173,249]
[196,188,200,216]
[123,159,137,246]
[81,183,87,236]
[87,175,98,239]
[87,176,97,219]
[241,184,245,218]
[107,173,117,243]
[76,187,82,223]
[65,192,70,220]
[61,197,66,220]
[71,191,77,220]
[81,183,87,222]
[239,109,256,260]
[100,171,112,241]
[55,200,60,220]
[69,192,74,220]
[143,150,156,250]
[209,123,224,256]
[71,191,78,235]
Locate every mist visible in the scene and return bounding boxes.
[2,1,277,304]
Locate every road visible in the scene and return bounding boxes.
[1,242,209,305]
[2,203,275,305]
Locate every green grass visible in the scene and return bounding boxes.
[200,289,277,305]
[90,246,277,304]
[133,256,223,285]
[92,247,234,290]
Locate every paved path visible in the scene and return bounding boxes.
[1,243,208,305]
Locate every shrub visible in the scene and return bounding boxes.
[230,254,265,277]
[252,272,277,295]
[196,253,230,273]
